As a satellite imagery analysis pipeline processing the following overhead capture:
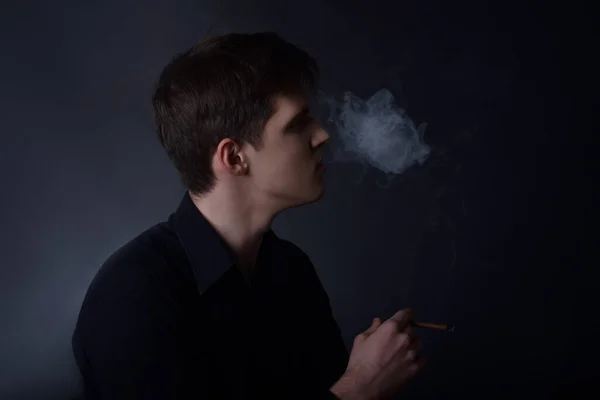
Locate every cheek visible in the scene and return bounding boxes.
[272,142,310,172]
[262,155,309,192]
[254,153,295,184]
[252,140,312,186]
[287,151,312,179]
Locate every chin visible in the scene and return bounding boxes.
[286,183,325,209]
[306,180,326,203]
[314,181,326,200]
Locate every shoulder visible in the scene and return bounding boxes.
[78,222,195,323]
[72,224,202,378]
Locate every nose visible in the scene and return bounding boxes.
[311,124,330,149]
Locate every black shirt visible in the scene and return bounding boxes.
[72,192,349,399]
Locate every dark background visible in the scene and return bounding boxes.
[0,0,595,398]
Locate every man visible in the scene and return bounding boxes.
[72,32,424,400]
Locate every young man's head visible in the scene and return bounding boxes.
[152,32,329,214]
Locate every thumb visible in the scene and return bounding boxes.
[364,317,382,336]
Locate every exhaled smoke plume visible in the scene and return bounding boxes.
[318,89,431,177]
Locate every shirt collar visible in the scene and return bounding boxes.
[170,191,276,294]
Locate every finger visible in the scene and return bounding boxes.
[408,338,422,353]
[413,355,426,369]
[364,317,382,336]
[388,308,412,331]
[401,326,415,346]
[408,356,426,376]
[366,317,381,333]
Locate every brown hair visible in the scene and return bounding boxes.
[152,32,319,196]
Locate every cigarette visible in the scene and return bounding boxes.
[412,321,455,332]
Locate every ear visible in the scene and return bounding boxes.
[214,138,249,176]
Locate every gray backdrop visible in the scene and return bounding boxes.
[1,0,594,398]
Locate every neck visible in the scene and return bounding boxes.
[189,186,277,272]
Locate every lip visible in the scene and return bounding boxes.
[316,160,325,173]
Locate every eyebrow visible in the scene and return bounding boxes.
[283,106,310,132]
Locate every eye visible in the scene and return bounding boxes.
[293,116,314,132]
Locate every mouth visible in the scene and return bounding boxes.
[316,158,325,172]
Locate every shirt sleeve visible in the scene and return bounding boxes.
[74,270,214,399]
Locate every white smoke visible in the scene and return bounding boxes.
[318,88,431,176]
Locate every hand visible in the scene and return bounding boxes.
[331,309,425,400]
